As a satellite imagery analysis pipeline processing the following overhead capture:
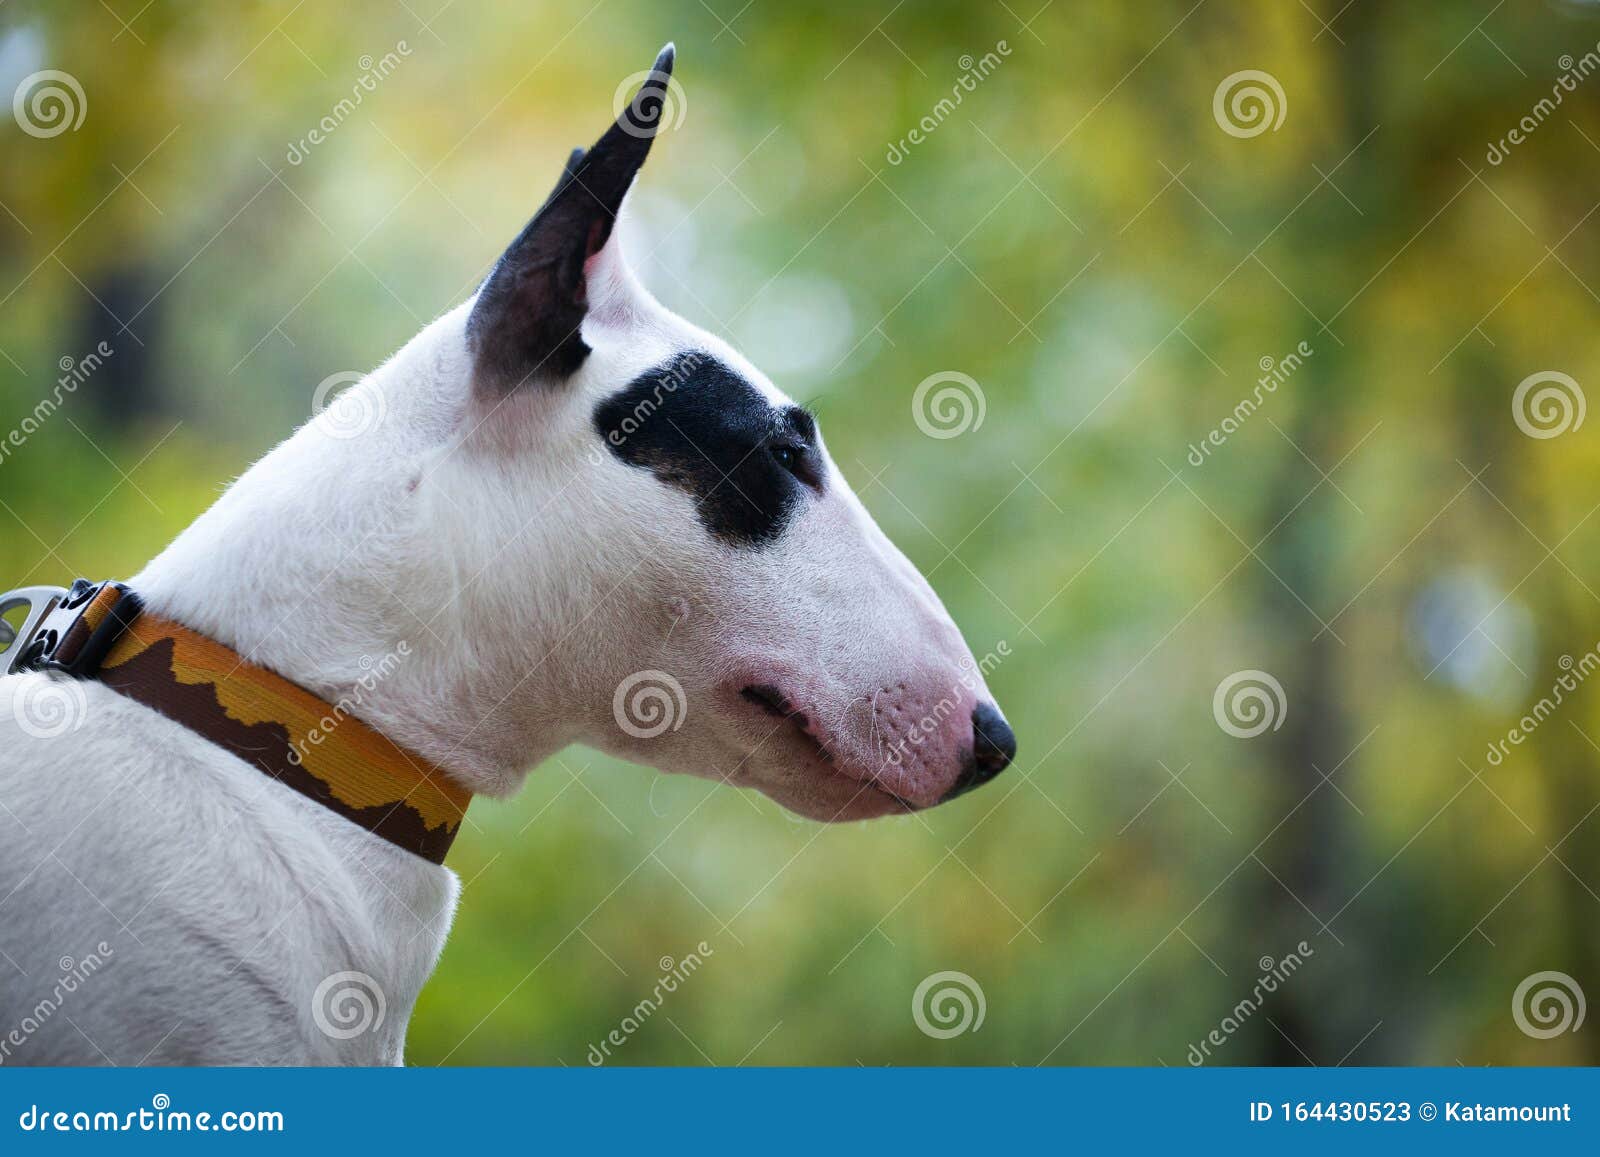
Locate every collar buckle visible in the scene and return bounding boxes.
[0,579,142,677]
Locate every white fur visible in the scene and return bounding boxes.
[0,231,994,1065]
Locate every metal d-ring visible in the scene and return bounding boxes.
[0,585,68,674]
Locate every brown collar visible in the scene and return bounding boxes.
[4,580,470,864]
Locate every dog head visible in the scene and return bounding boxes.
[304,46,1015,819]
[437,46,1015,818]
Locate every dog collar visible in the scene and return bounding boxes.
[1,580,469,864]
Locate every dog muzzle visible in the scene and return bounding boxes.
[1,579,469,864]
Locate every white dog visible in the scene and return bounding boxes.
[0,46,1014,1065]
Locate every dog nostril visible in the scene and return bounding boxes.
[972,702,1016,778]
[941,704,1017,803]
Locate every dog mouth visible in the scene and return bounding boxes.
[738,683,917,814]
[739,683,838,768]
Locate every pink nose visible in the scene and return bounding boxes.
[874,686,1014,805]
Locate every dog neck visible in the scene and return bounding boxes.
[131,303,578,805]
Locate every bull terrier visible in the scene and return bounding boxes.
[0,45,1014,1065]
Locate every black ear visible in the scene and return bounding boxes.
[467,43,675,393]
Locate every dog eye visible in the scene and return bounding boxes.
[768,440,823,492]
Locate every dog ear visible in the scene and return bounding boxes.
[467,43,675,394]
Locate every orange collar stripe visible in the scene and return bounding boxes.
[98,613,469,863]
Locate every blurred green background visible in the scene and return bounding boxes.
[3,0,1599,1065]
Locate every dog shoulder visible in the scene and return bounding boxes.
[0,675,444,1064]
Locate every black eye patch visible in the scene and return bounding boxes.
[593,352,822,547]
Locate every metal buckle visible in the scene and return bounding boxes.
[0,579,141,677]
[0,585,68,674]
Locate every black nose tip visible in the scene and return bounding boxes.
[943,704,1017,801]
[973,702,1016,776]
